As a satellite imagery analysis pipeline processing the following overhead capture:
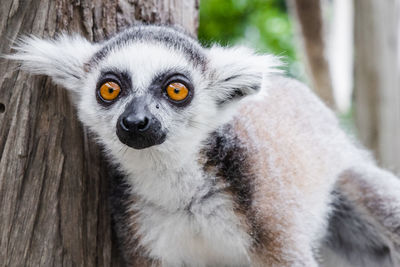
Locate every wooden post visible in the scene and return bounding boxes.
[354,0,400,173]
[0,1,198,266]
[287,0,336,109]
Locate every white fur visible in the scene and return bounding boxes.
[130,165,252,266]
[7,34,99,91]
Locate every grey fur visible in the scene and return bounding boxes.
[324,189,392,266]
[321,165,400,267]
[88,25,207,71]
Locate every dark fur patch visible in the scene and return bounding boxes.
[324,189,392,265]
[216,73,261,106]
[203,124,262,246]
[109,166,157,266]
[88,25,207,71]
[217,89,245,106]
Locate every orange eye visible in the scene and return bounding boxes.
[99,81,121,101]
[166,82,189,101]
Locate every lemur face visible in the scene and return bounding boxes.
[81,40,210,151]
[10,25,280,158]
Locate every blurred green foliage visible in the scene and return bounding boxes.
[199,0,301,78]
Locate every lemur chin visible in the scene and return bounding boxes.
[9,25,400,267]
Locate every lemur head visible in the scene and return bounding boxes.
[10,25,279,165]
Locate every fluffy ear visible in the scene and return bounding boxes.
[206,45,281,106]
[7,34,98,91]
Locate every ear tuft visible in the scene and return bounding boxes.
[6,34,98,91]
[207,45,282,106]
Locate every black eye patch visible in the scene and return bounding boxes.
[149,69,194,108]
[96,70,132,107]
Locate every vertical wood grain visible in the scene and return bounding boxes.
[354,0,400,174]
[287,0,335,109]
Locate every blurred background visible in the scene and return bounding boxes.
[199,0,400,174]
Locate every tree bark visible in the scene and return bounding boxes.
[0,1,198,266]
[287,0,336,109]
[354,0,400,173]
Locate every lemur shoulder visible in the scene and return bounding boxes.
[9,25,400,267]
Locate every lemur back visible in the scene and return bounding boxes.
[9,25,400,266]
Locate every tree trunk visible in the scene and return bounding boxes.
[354,0,400,173]
[287,0,336,109]
[0,1,198,266]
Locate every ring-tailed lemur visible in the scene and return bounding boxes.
[8,25,400,267]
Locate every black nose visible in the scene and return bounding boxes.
[120,115,150,132]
